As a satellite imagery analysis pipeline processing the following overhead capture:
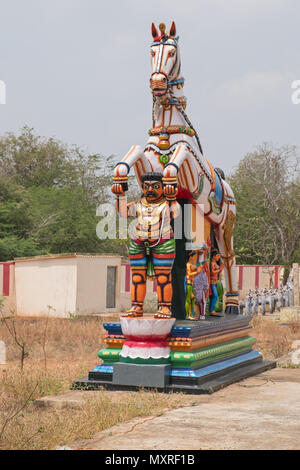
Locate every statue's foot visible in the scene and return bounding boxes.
[122,304,144,318]
[187,313,201,321]
[154,304,172,319]
[209,311,224,318]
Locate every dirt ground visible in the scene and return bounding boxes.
[71,368,300,450]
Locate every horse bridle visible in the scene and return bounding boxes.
[151,39,203,156]
[151,38,181,85]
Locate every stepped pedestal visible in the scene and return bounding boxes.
[73,314,276,394]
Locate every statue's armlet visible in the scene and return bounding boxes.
[128,202,137,217]
[169,201,181,219]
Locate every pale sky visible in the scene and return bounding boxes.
[0,0,299,174]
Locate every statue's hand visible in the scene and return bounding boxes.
[163,184,178,200]
[112,162,129,196]
[111,183,126,197]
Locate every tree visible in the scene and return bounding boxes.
[0,176,40,260]
[0,126,116,201]
[0,127,128,260]
[228,143,300,273]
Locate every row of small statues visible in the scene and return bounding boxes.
[239,284,294,315]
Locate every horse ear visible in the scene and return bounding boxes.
[151,23,158,39]
[170,21,176,37]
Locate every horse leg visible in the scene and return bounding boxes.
[213,207,240,314]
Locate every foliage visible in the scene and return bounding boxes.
[0,176,40,260]
[0,126,132,260]
[228,143,300,269]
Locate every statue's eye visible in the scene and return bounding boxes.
[151,50,155,57]
[169,50,176,57]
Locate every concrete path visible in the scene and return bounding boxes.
[71,368,300,450]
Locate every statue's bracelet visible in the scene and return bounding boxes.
[162,176,178,185]
[165,195,177,201]
[113,177,128,192]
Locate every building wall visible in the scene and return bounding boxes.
[12,254,122,317]
[76,255,121,314]
[14,256,77,317]
[237,265,284,299]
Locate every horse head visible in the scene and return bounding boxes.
[150,21,181,97]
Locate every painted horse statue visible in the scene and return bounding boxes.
[112,21,239,315]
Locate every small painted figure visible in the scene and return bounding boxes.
[115,172,180,319]
[209,249,225,317]
[268,288,275,314]
[185,245,209,320]
[252,289,259,315]
[245,289,253,315]
[261,288,267,315]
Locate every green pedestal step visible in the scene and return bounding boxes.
[98,348,122,363]
[171,337,256,368]
[98,336,256,368]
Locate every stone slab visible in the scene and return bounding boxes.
[35,391,98,409]
[113,362,172,388]
[35,390,134,409]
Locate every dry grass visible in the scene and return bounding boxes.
[0,315,102,363]
[252,316,300,360]
[0,364,186,450]
[0,316,188,450]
